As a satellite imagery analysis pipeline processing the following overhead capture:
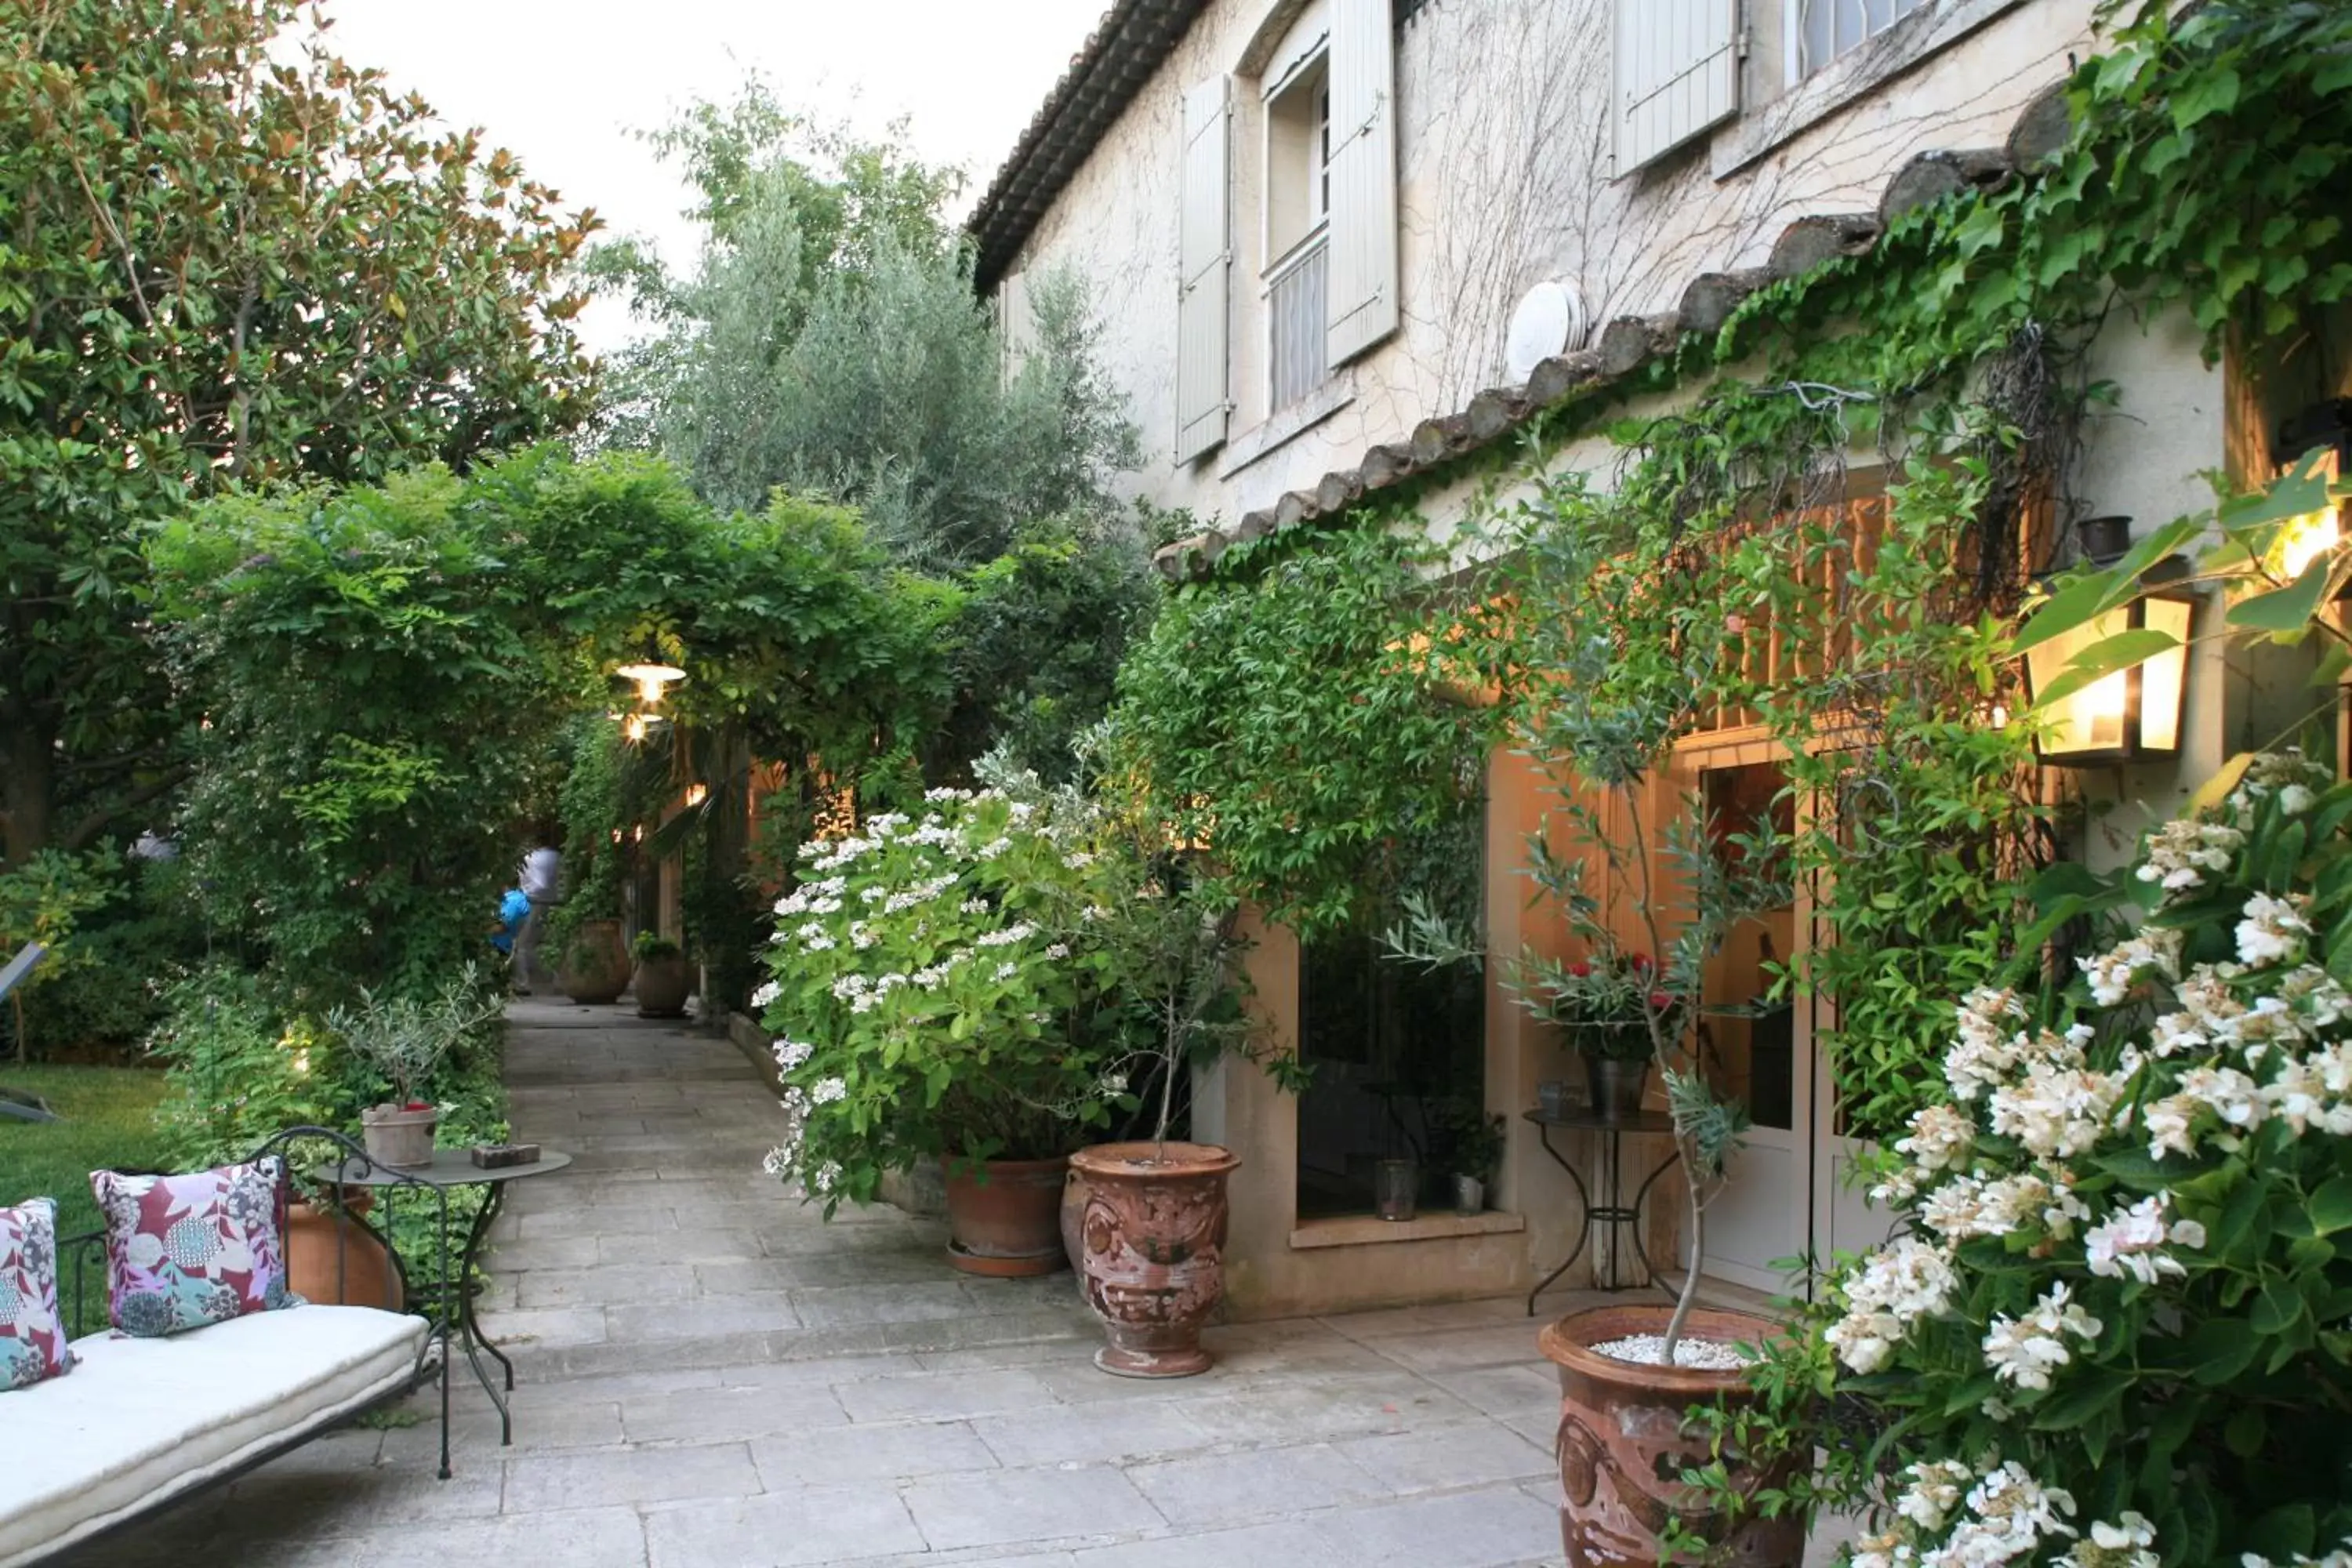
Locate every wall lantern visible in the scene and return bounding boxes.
[615,660,688,706]
[684,783,710,808]
[2024,518,2196,766]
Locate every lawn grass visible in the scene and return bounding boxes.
[0,1064,172,1334]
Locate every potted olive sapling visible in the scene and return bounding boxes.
[1384,677,1802,1566]
[1059,784,1298,1379]
[331,966,500,1169]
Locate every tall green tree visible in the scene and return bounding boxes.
[587,86,1141,569]
[0,0,599,866]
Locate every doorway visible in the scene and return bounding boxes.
[1670,745,1891,1294]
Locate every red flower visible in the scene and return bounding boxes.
[1648,990,1674,1011]
[1629,953,1655,971]
[1568,960,1592,978]
[405,1100,432,1112]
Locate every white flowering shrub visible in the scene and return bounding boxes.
[1788,753,2352,1568]
[757,785,1136,1210]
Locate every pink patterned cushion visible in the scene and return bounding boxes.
[89,1158,300,1338]
[1,1196,74,1389]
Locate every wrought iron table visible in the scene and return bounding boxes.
[313,1149,571,1449]
[1523,1106,1680,1313]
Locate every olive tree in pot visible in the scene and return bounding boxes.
[1383,546,1800,1568]
[329,966,500,1169]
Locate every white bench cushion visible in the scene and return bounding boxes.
[0,1304,428,1568]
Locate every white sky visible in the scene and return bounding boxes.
[314,0,1112,350]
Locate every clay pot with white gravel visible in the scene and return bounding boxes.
[1539,1304,1803,1568]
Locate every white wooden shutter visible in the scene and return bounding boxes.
[1324,0,1398,367]
[998,270,1039,379]
[1613,0,1739,175]
[1175,75,1232,465]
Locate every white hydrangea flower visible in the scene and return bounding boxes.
[2085,1192,2205,1284]
[809,1076,848,1106]
[995,961,1018,981]
[1949,1014,2089,1104]
[2138,819,2245,892]
[1852,1528,1919,1568]
[1989,1062,2123,1160]
[1897,1104,1976,1174]
[2237,893,2315,970]
[975,923,1036,949]
[2181,1064,2269,1140]
[1982,1282,2103,1391]
[750,980,781,1010]
[1896,1460,1973,1534]
[810,1161,842,1194]
[1919,1462,2076,1568]
[2135,1091,2201,1160]
[1827,1237,1959,1373]
[2078,928,2183,1006]
[2057,1512,2158,1568]
[771,1038,813,1072]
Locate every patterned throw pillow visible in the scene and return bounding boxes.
[90,1158,302,1338]
[1,1196,75,1390]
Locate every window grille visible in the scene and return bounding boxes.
[1795,0,1928,79]
[1269,234,1331,412]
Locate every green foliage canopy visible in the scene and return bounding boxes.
[0,0,597,866]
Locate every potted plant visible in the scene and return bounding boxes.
[630,931,694,1018]
[753,781,1134,1278]
[549,717,634,1004]
[1535,948,1688,1120]
[1432,1099,1505,1214]
[328,967,499,1169]
[1383,577,1798,1563]
[1054,776,1290,1380]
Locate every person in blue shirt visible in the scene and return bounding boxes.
[490,888,532,958]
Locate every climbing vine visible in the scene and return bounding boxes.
[1111,0,2352,1133]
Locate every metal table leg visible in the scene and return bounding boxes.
[1527,1122,1596,1315]
[450,1183,517,1443]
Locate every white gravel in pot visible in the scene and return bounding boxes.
[1588,1333,1754,1370]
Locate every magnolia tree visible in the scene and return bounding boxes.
[1813,753,2352,1568]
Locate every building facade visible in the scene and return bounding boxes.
[968,0,2342,1317]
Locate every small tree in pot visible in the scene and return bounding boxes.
[329,965,500,1168]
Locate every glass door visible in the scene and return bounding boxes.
[1680,755,1807,1294]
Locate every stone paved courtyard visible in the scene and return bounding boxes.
[78,1001,1630,1567]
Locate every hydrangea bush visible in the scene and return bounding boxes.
[756,783,1134,1210]
[1812,753,2352,1568]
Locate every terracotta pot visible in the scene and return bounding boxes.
[1069,1141,1240,1378]
[1540,1305,1804,1568]
[633,954,694,1017]
[359,1102,438,1168]
[285,1192,405,1311]
[557,919,630,1004]
[942,1155,1070,1277]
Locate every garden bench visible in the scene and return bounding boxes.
[0,1128,452,1568]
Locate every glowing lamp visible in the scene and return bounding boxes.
[684,783,710,808]
[2024,579,2195,765]
[615,661,688,706]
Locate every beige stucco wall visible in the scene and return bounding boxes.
[1002,0,2103,526]
[994,0,2289,1316]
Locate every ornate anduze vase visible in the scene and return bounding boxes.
[557,919,630,1004]
[1069,1141,1240,1378]
[1540,1305,1804,1568]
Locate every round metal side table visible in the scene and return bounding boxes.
[1523,1106,1679,1314]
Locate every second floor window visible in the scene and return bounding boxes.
[1266,49,1334,412]
[1795,0,1929,78]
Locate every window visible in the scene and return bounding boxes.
[1793,0,1929,78]
[1265,51,1334,412]
[1174,0,1398,463]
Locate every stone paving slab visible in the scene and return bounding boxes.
[81,1000,1783,1568]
